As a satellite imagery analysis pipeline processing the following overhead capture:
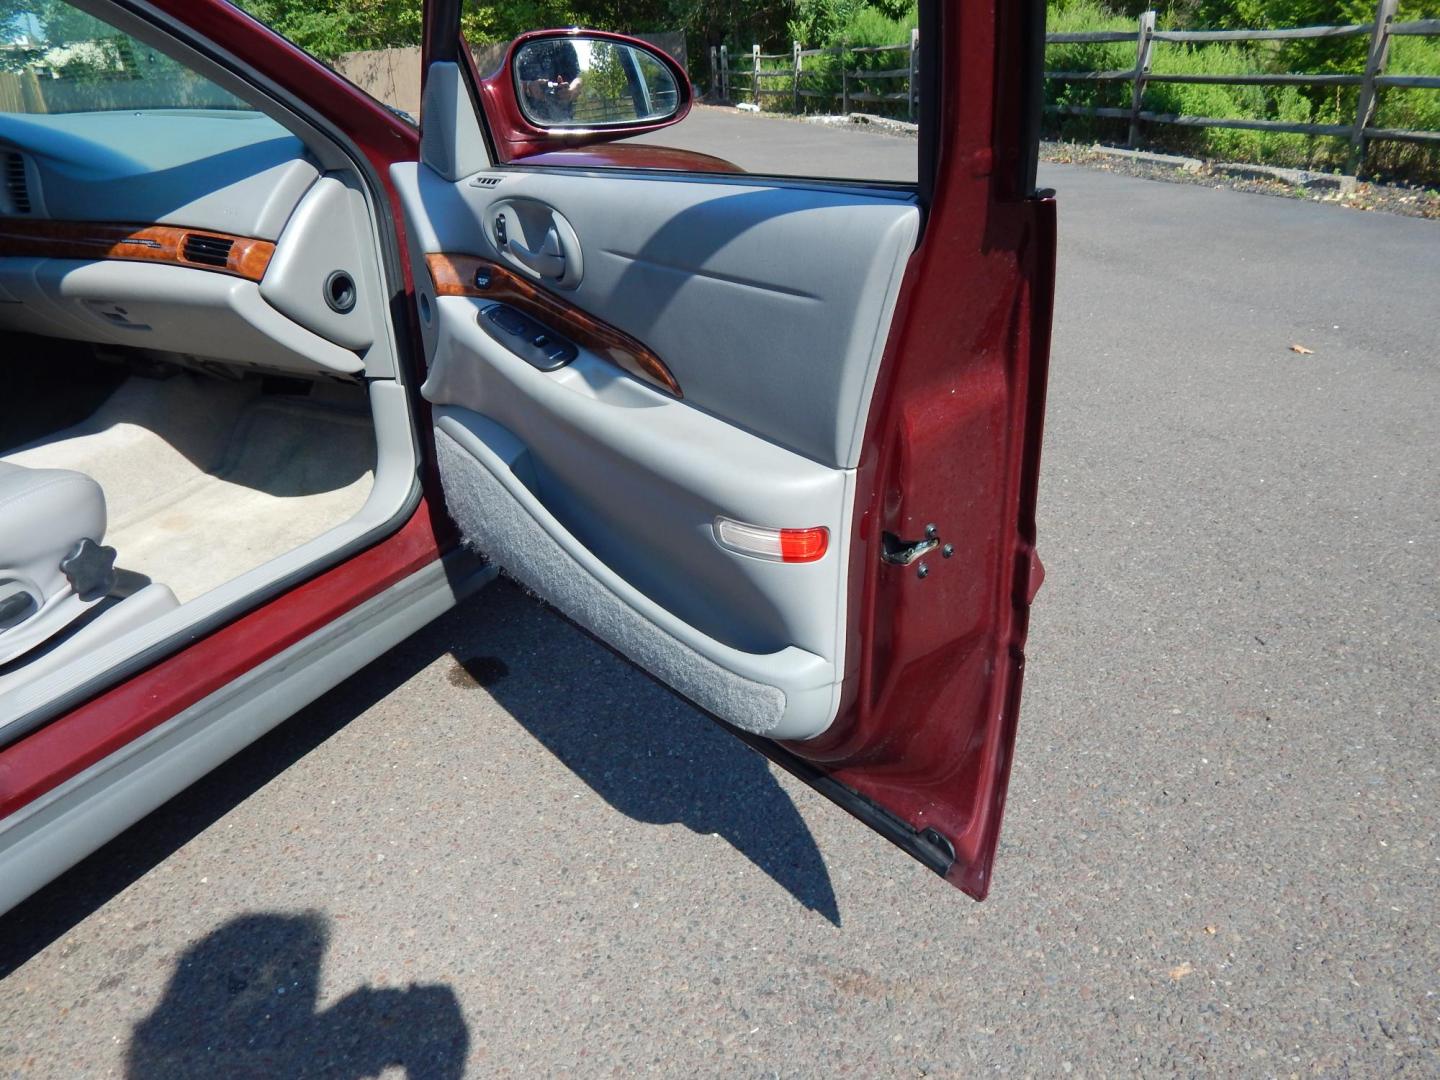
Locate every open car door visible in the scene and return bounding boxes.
[403,1,1055,899]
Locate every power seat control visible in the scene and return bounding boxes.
[478,303,577,372]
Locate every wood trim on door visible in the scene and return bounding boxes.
[425,253,682,398]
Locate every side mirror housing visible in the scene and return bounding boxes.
[479,30,692,162]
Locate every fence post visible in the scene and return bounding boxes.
[841,40,849,116]
[20,69,47,114]
[793,41,801,114]
[752,44,761,106]
[1351,0,1398,174]
[1128,10,1156,148]
[719,45,729,102]
[710,45,718,99]
[908,27,919,122]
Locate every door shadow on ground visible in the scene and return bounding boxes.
[451,583,840,925]
[0,578,837,979]
[126,911,468,1080]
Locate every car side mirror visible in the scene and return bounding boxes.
[480,30,691,162]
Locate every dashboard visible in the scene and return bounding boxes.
[0,110,385,379]
[0,110,316,237]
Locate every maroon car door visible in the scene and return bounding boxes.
[411,1,1056,898]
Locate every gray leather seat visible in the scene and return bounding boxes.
[0,461,116,665]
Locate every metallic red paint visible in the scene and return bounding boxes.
[0,0,445,822]
[2,1,1056,907]
[475,29,694,163]
[0,505,448,819]
[776,4,1057,899]
[513,143,741,174]
[437,4,1058,898]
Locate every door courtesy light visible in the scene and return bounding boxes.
[713,517,828,563]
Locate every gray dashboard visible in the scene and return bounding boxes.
[0,110,318,239]
[0,110,396,379]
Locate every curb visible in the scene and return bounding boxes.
[1087,144,1358,192]
[1208,162,1358,193]
[803,113,919,137]
[1089,144,1203,172]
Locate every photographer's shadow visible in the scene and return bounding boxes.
[127,912,468,1080]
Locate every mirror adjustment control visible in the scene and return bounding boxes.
[479,303,577,372]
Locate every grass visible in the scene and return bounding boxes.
[1042,0,1440,182]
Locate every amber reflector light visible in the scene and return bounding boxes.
[713,517,828,563]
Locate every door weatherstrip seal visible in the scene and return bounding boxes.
[720,721,958,877]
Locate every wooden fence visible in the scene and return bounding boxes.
[1045,1,1439,169]
[0,68,242,112]
[710,31,920,121]
[710,3,1438,169]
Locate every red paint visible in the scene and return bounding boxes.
[514,144,741,174]
[474,30,693,162]
[0,1,1057,905]
[780,7,1058,899]
[0,504,447,819]
[0,0,449,822]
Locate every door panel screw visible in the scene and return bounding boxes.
[941,544,954,558]
[917,562,929,579]
[924,523,938,539]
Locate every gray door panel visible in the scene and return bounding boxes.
[434,409,836,740]
[423,302,851,658]
[395,162,916,740]
[397,163,918,467]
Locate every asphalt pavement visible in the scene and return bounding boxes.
[2,109,1437,1076]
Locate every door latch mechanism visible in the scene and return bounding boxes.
[882,524,954,578]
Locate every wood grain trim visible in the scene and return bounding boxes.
[426,253,682,398]
[0,220,275,282]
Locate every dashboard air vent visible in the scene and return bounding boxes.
[182,233,234,268]
[471,175,502,187]
[4,153,32,214]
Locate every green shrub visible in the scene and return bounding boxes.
[718,0,1437,177]
[1043,0,1440,181]
[1044,0,1136,140]
[1142,40,1344,167]
[1368,33,1440,180]
[768,3,919,118]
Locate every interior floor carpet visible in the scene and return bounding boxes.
[2,373,376,602]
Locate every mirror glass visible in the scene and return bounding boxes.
[513,38,680,128]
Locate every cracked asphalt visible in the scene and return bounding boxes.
[2,109,1437,1076]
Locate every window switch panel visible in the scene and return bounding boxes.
[479,303,577,372]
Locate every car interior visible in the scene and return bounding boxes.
[0,11,416,744]
[0,3,923,752]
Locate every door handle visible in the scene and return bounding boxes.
[500,217,566,279]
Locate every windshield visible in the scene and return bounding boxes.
[1,4,254,114]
